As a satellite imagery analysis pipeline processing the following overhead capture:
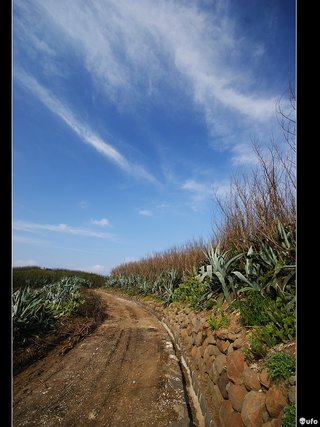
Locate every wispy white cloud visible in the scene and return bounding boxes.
[13,220,115,239]
[138,209,154,217]
[91,218,111,227]
[14,259,39,267]
[88,264,107,274]
[15,70,157,184]
[79,200,88,209]
[230,144,260,166]
[13,235,49,245]
[181,179,212,201]
[15,0,278,139]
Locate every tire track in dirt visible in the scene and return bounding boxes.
[13,290,191,427]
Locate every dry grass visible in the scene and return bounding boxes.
[111,240,207,280]
[212,139,296,253]
[111,90,296,277]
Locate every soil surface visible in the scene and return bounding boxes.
[13,290,191,427]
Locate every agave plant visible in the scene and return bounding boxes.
[157,269,180,304]
[232,222,295,300]
[13,286,54,336]
[197,243,243,302]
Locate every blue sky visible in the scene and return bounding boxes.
[13,0,295,275]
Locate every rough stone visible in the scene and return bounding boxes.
[217,369,230,399]
[259,369,271,389]
[271,410,283,427]
[204,355,215,374]
[228,383,247,412]
[193,332,202,347]
[241,391,266,427]
[233,338,246,349]
[227,350,245,384]
[212,345,223,357]
[243,367,261,391]
[206,335,217,345]
[288,385,296,403]
[227,343,234,354]
[192,317,202,333]
[190,345,198,359]
[219,400,234,427]
[200,340,208,356]
[226,411,245,427]
[208,381,224,408]
[184,334,194,349]
[209,354,227,383]
[265,385,288,418]
[217,339,230,354]
[288,375,296,386]
[203,344,217,362]
[216,328,241,341]
[186,323,194,336]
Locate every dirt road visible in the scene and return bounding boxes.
[13,290,192,427]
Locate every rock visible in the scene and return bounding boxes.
[192,318,202,333]
[199,344,207,359]
[217,339,230,354]
[262,423,272,427]
[216,328,230,339]
[288,385,296,403]
[206,335,217,345]
[194,331,203,347]
[288,375,296,386]
[211,345,223,357]
[216,328,241,341]
[228,383,247,412]
[227,343,234,354]
[204,355,215,374]
[218,370,230,399]
[243,367,261,391]
[203,344,217,362]
[208,380,224,408]
[241,391,266,427]
[219,400,245,427]
[259,369,271,389]
[226,411,245,427]
[271,410,283,427]
[184,334,194,349]
[265,385,288,418]
[233,338,246,349]
[227,350,245,384]
[190,346,198,359]
[219,400,234,427]
[209,354,227,383]
[186,323,194,336]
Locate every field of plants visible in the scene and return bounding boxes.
[13,271,106,374]
[13,266,105,291]
[105,92,296,362]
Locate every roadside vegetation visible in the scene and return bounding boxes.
[105,91,296,365]
[13,271,106,374]
[13,266,105,291]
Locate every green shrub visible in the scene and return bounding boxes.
[282,402,296,427]
[238,291,295,358]
[173,277,208,308]
[207,306,230,330]
[266,352,295,383]
[246,329,268,360]
[238,291,272,326]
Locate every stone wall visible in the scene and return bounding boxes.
[141,300,296,427]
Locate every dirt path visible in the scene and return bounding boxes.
[13,290,192,427]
